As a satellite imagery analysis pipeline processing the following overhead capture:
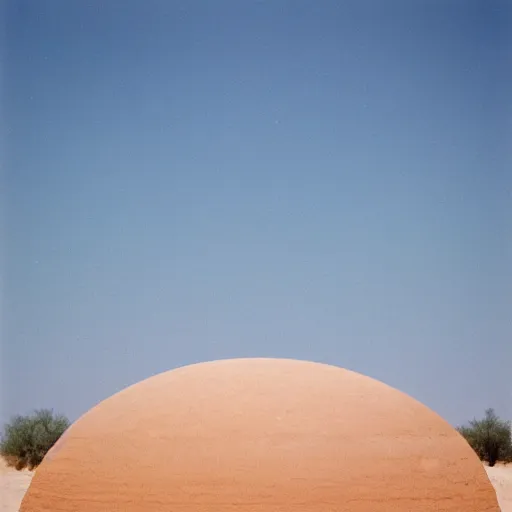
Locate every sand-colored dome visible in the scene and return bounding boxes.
[21,358,499,511]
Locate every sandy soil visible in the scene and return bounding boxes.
[1,459,511,512]
[0,461,33,512]
[486,464,512,512]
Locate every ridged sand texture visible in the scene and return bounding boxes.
[21,358,500,511]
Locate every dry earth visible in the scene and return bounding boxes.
[0,461,32,512]
[486,464,512,512]
[1,458,511,511]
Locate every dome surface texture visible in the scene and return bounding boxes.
[21,358,499,511]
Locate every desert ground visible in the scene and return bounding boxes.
[1,458,511,512]
[486,464,512,512]
[0,461,32,512]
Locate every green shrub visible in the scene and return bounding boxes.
[457,408,512,467]
[0,409,70,470]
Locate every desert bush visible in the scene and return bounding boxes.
[457,408,512,467]
[0,409,70,470]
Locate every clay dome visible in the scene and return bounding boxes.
[21,358,499,511]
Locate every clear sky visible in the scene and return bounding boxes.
[2,0,511,428]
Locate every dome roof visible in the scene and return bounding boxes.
[21,358,499,511]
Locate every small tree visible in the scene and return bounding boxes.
[458,408,512,467]
[0,409,70,470]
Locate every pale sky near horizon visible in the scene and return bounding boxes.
[2,0,511,428]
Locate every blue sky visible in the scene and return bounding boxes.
[2,0,511,428]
